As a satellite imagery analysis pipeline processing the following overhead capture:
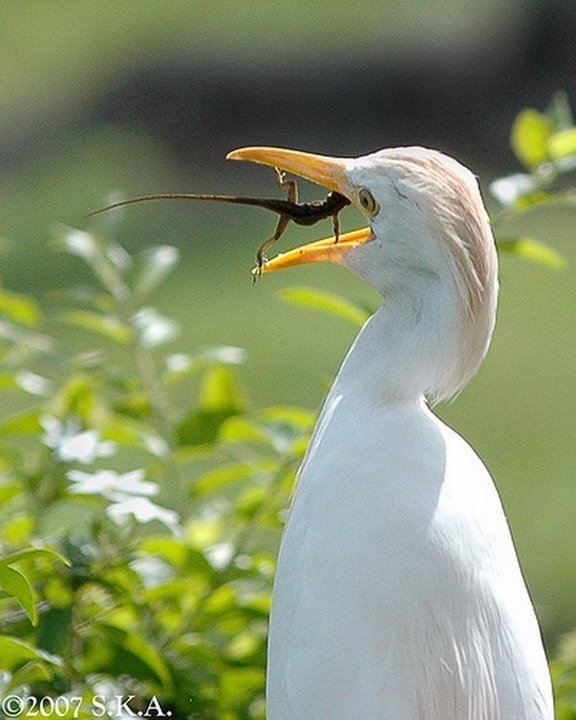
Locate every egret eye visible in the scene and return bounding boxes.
[358,188,379,215]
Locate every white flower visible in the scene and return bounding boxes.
[490,173,535,205]
[165,353,192,372]
[132,307,179,348]
[106,243,132,272]
[61,229,97,261]
[107,497,182,535]
[131,555,173,588]
[16,371,52,396]
[66,467,181,535]
[67,468,157,500]
[41,416,116,464]
[205,345,247,365]
[205,542,234,569]
[141,433,169,458]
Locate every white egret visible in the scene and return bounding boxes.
[229,145,553,720]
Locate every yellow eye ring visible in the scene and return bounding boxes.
[358,188,379,216]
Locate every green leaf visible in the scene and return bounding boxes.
[194,461,275,495]
[259,405,315,430]
[53,374,98,419]
[255,405,315,453]
[177,366,246,447]
[2,514,34,546]
[36,607,73,655]
[176,407,238,447]
[280,286,370,326]
[497,237,565,269]
[0,372,18,390]
[218,415,271,445]
[0,547,70,568]
[138,536,189,566]
[0,483,21,505]
[0,410,42,436]
[0,550,68,626]
[218,667,264,709]
[102,627,173,688]
[512,191,556,211]
[549,129,576,162]
[511,109,551,168]
[200,365,246,413]
[0,287,42,327]
[139,537,213,575]
[0,564,37,624]
[0,635,61,668]
[131,245,180,299]
[7,660,53,690]
[61,310,132,343]
[104,419,168,457]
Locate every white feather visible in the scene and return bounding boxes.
[266,147,553,719]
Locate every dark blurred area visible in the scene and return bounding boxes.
[2,0,575,180]
[95,0,575,172]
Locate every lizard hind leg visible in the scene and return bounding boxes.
[253,167,300,281]
[253,213,291,282]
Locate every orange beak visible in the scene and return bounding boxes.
[227,146,372,273]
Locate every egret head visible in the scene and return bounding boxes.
[228,145,498,401]
[349,149,497,320]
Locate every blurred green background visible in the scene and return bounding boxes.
[0,0,574,648]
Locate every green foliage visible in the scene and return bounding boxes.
[491,92,576,268]
[551,634,576,720]
[511,108,552,169]
[0,549,68,625]
[0,96,574,718]
[279,286,371,326]
[495,237,565,269]
[0,226,315,718]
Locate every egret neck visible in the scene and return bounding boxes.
[331,282,465,407]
